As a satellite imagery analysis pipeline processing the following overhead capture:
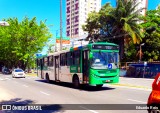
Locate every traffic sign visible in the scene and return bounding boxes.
[144,62,147,66]
[108,64,112,69]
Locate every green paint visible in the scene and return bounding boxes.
[70,42,120,85]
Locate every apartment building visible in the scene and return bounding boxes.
[132,0,148,16]
[66,0,101,39]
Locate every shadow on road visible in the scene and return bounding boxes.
[35,80,115,92]
[0,98,63,113]
[0,98,34,105]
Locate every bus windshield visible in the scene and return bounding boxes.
[91,52,119,69]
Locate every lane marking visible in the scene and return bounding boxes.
[5,78,11,80]
[40,91,50,96]
[127,99,146,104]
[23,85,29,88]
[0,78,4,80]
[79,106,99,113]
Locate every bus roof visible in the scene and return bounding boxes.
[37,42,118,59]
[70,41,118,51]
[48,50,70,56]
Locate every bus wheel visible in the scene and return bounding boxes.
[96,84,103,88]
[73,76,80,89]
[46,74,50,83]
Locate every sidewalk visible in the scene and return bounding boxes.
[110,77,154,90]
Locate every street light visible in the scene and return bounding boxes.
[0,21,9,26]
[139,43,145,62]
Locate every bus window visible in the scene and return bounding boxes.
[66,52,73,66]
[73,50,80,65]
[37,59,41,66]
[48,55,53,66]
[44,57,48,66]
[60,53,66,66]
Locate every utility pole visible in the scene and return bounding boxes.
[55,30,58,52]
[60,0,62,51]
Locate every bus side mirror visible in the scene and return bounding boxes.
[89,52,93,59]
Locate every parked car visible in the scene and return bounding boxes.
[147,73,160,113]
[12,69,25,78]
[2,68,12,74]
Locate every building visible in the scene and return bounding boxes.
[133,0,148,16]
[66,0,101,39]
[55,37,70,51]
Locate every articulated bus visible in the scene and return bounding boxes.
[36,42,119,88]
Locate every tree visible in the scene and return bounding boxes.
[83,0,143,60]
[109,0,144,59]
[0,17,52,69]
[82,11,101,42]
[47,44,55,54]
[140,7,160,61]
[82,3,113,42]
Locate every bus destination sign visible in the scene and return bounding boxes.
[92,45,119,50]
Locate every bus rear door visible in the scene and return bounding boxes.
[55,56,60,81]
[82,50,89,83]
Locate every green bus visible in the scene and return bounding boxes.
[36,42,119,88]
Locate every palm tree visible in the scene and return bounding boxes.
[109,0,144,60]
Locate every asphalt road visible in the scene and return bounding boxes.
[0,73,153,113]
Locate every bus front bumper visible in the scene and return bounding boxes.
[89,74,119,85]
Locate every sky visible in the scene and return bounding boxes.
[0,0,159,54]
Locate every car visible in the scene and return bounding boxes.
[2,68,11,74]
[147,73,160,113]
[12,69,25,78]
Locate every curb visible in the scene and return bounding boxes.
[109,83,152,90]
[26,73,37,76]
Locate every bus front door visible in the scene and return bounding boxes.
[82,50,89,83]
[55,56,60,81]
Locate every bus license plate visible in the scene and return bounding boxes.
[106,80,110,82]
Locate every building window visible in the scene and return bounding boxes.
[67,19,70,25]
[67,2,70,5]
[75,3,79,10]
[67,30,70,36]
[67,7,70,13]
[75,11,79,14]
[75,16,79,22]
[67,26,70,29]
[75,28,79,35]
[74,24,78,27]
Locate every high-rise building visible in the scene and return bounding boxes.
[66,0,101,39]
[133,0,148,16]
[117,0,148,16]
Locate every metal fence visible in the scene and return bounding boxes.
[120,61,160,78]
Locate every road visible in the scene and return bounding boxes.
[0,73,154,113]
